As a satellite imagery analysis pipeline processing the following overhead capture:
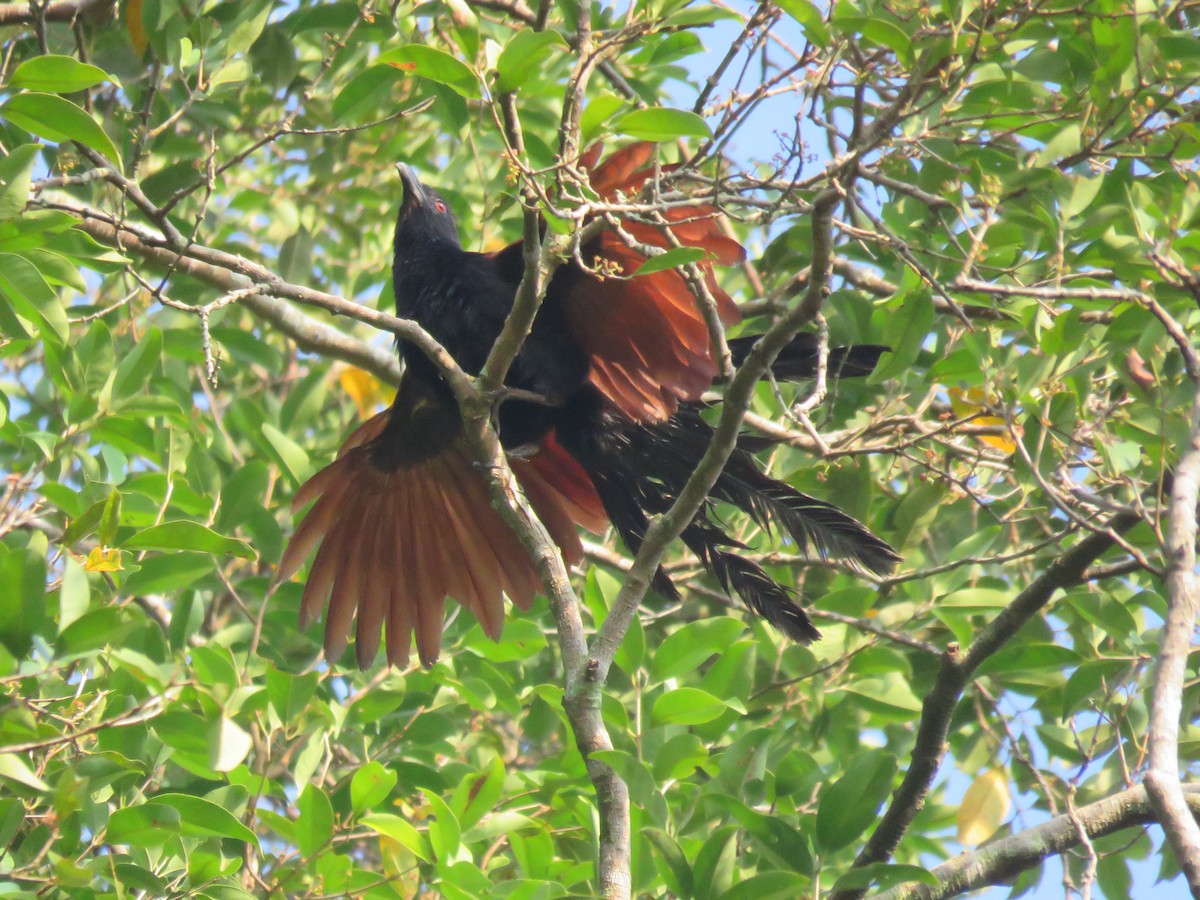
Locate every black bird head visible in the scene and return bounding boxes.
[394,163,460,249]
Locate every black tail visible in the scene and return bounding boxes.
[556,397,898,642]
[625,410,899,575]
[707,441,901,577]
[679,516,822,642]
[728,333,889,381]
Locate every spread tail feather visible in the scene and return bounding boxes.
[278,414,594,669]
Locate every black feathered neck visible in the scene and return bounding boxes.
[393,163,461,257]
[391,164,466,322]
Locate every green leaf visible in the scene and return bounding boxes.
[707,794,813,874]
[1063,175,1104,220]
[816,749,898,852]
[693,825,739,900]
[0,753,50,792]
[863,19,913,65]
[121,521,256,559]
[643,827,693,896]
[291,731,325,791]
[109,648,167,689]
[938,587,1011,609]
[1065,590,1140,644]
[190,645,239,688]
[590,749,669,823]
[106,802,180,847]
[9,55,114,93]
[97,487,121,549]
[0,798,27,854]
[0,92,122,171]
[443,0,479,58]
[262,422,313,484]
[495,30,567,92]
[974,643,1082,677]
[635,246,708,276]
[351,761,398,814]
[147,794,260,847]
[0,291,32,339]
[55,607,133,656]
[332,66,401,123]
[210,59,250,89]
[842,676,923,719]
[225,5,271,56]
[720,872,810,899]
[650,617,746,683]
[58,555,90,631]
[376,45,480,99]
[590,750,657,803]
[0,144,41,221]
[111,325,162,401]
[120,552,214,594]
[652,687,733,725]
[208,716,253,772]
[0,537,47,659]
[833,10,913,63]
[420,788,461,861]
[613,600,645,673]
[831,863,938,892]
[112,864,167,894]
[873,291,934,380]
[265,666,318,721]
[1035,123,1082,168]
[776,0,830,45]
[457,755,505,830]
[361,812,431,861]
[461,810,536,843]
[296,783,333,856]
[651,732,708,782]
[0,252,67,345]
[614,107,711,141]
[19,248,88,291]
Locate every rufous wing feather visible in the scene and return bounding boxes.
[564,143,745,421]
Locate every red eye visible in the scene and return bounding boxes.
[434,200,447,213]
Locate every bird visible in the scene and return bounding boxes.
[278,142,899,669]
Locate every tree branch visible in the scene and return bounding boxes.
[832,513,1141,900]
[876,784,1200,900]
[42,198,406,383]
[62,211,403,384]
[1145,385,1200,891]
[0,0,108,26]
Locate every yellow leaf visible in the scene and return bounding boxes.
[379,834,406,877]
[84,546,123,572]
[972,416,1018,454]
[943,387,1018,454]
[946,386,990,419]
[339,366,386,420]
[957,769,1011,846]
[126,0,148,55]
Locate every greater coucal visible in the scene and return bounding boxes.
[279,142,899,668]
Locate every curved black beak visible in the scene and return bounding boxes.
[396,163,427,212]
